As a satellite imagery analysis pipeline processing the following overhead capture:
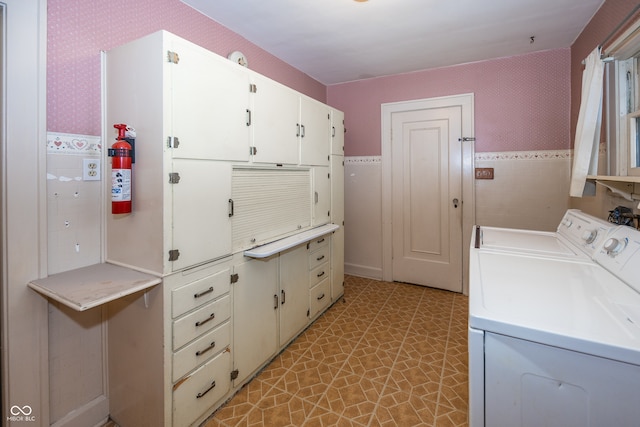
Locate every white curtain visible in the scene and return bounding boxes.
[570,47,604,197]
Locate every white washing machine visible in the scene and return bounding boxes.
[469,212,640,427]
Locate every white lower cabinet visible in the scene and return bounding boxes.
[232,256,279,386]
[172,350,231,427]
[168,261,234,427]
[308,236,332,318]
[279,244,311,347]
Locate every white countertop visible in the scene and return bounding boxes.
[244,223,339,258]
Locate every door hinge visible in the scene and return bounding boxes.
[168,172,181,184]
[249,146,257,155]
[167,136,180,148]
[167,50,180,64]
[230,369,239,381]
[230,273,239,284]
[168,249,180,261]
[249,83,257,93]
[307,309,310,317]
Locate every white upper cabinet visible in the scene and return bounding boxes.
[171,37,251,162]
[331,109,345,155]
[300,96,331,166]
[249,72,300,165]
[171,160,233,271]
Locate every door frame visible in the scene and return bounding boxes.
[381,93,475,294]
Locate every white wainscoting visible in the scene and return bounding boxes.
[344,150,573,279]
[344,156,383,279]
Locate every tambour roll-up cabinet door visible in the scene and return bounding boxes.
[231,167,311,252]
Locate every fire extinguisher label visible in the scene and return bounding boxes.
[112,169,131,201]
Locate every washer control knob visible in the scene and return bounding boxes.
[562,218,573,227]
[582,230,597,244]
[604,237,626,256]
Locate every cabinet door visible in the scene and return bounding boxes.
[330,155,344,224]
[279,245,310,346]
[331,109,345,155]
[171,37,250,161]
[331,228,345,301]
[249,72,300,165]
[171,160,232,272]
[300,97,331,166]
[232,257,278,386]
[312,167,331,226]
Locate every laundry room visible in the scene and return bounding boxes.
[4,0,640,426]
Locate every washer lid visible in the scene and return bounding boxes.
[479,227,584,259]
[469,250,640,365]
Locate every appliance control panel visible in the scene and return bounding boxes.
[558,210,618,257]
[595,226,640,293]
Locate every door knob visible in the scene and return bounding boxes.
[453,198,459,208]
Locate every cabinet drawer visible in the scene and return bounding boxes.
[172,350,231,427]
[173,320,230,382]
[308,234,330,253]
[308,245,330,270]
[173,295,230,350]
[172,268,230,318]
[309,262,330,288]
[309,277,331,319]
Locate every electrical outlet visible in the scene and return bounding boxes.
[83,158,101,181]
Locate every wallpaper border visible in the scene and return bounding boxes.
[344,148,601,164]
[47,132,101,155]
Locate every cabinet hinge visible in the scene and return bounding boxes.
[168,172,181,184]
[230,273,239,284]
[307,309,310,317]
[249,146,257,155]
[167,50,180,64]
[167,136,180,148]
[230,369,239,381]
[249,83,257,93]
[168,249,180,261]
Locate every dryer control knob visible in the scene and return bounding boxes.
[582,230,597,244]
[562,218,573,227]
[604,237,626,256]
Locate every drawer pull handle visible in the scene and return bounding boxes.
[317,271,325,278]
[317,238,325,244]
[195,313,215,327]
[196,380,216,399]
[195,341,216,357]
[316,255,325,261]
[317,293,325,301]
[194,287,214,299]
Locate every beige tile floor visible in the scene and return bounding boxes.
[203,275,469,427]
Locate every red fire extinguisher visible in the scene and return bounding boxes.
[108,124,133,214]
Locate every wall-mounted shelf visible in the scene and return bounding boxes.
[587,175,640,183]
[28,263,161,311]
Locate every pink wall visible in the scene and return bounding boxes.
[47,0,326,136]
[327,48,571,156]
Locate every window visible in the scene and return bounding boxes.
[606,18,640,177]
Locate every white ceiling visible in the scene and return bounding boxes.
[181,0,605,85]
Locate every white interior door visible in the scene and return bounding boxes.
[390,105,463,292]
